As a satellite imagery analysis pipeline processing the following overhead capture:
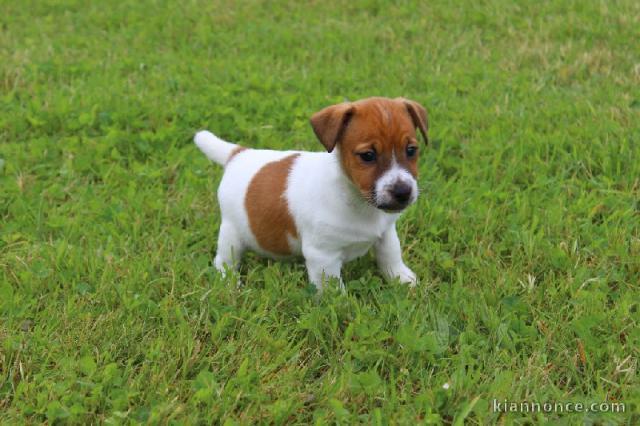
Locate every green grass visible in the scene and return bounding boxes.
[1,0,639,423]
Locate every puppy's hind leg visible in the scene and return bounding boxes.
[214,221,244,276]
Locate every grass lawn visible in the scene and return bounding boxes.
[1,0,639,423]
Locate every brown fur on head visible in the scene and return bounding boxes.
[310,97,428,207]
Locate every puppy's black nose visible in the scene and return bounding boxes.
[391,181,412,203]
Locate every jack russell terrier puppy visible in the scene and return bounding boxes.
[195,96,428,291]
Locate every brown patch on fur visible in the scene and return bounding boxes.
[311,97,426,202]
[225,146,247,165]
[245,154,300,255]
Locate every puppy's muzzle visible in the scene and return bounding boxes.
[377,179,416,212]
[390,181,412,204]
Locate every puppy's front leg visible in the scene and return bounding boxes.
[375,225,417,286]
[303,245,344,292]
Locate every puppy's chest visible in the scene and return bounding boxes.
[340,240,376,262]
[315,217,390,258]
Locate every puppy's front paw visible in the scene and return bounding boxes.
[397,266,417,287]
[383,264,417,287]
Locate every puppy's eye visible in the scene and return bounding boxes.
[358,151,376,163]
[406,145,418,158]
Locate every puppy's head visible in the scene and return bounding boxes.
[310,97,428,212]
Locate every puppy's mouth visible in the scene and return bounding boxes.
[376,201,410,212]
[367,189,412,212]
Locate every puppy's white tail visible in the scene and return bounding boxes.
[194,130,240,166]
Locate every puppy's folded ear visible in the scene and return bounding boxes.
[397,98,428,144]
[310,103,355,152]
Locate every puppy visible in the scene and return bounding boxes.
[195,97,428,291]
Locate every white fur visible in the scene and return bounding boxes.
[194,130,238,165]
[195,130,418,291]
